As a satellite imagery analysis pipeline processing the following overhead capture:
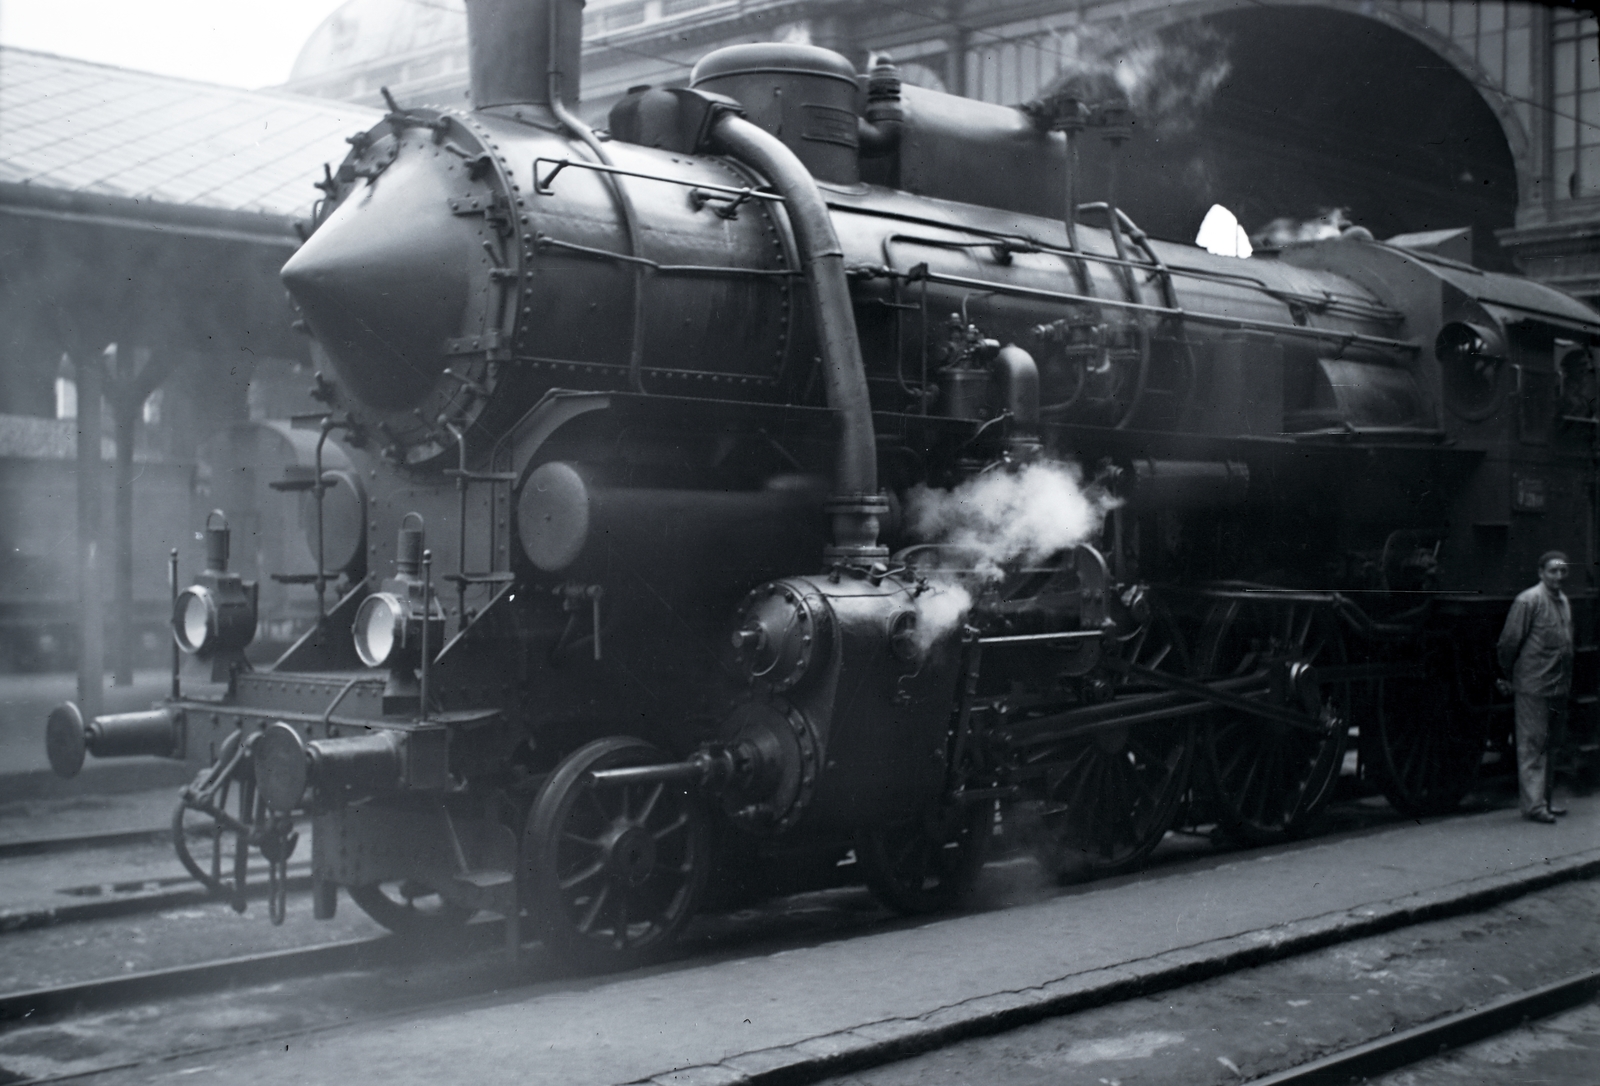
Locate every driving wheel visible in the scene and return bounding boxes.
[1197,598,1348,844]
[1028,599,1194,878]
[524,737,709,971]
[1362,649,1486,817]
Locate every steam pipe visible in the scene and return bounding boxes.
[541,1,648,395]
[709,113,885,559]
[168,549,179,699]
[991,345,1040,455]
[1063,127,1092,296]
[420,550,433,722]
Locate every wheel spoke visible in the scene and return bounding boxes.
[1235,742,1265,814]
[1123,732,1167,770]
[584,786,612,824]
[1398,727,1422,783]
[1127,762,1163,809]
[651,812,689,841]
[1064,754,1096,812]
[1219,726,1253,782]
[577,882,610,934]
[635,782,665,825]
[1125,625,1150,666]
[559,857,606,892]
[1293,608,1313,652]
[613,894,630,949]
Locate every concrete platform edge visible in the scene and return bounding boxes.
[632,847,1600,1086]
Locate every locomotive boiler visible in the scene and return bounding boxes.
[46,0,1599,969]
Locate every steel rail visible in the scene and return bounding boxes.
[0,865,312,937]
[1244,966,1600,1085]
[0,926,499,1025]
[0,827,170,861]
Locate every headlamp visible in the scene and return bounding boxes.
[353,592,407,668]
[352,515,444,696]
[174,585,219,654]
[171,512,257,674]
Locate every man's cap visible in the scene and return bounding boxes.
[1539,550,1570,569]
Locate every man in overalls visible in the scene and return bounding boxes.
[1496,551,1574,824]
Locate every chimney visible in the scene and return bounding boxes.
[464,0,586,110]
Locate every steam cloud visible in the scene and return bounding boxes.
[903,462,1120,649]
[1251,207,1366,249]
[1035,21,1231,133]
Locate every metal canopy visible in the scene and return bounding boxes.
[0,46,380,218]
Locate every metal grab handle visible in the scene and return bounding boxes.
[173,743,249,897]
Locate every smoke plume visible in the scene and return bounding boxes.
[903,462,1119,649]
[1035,21,1231,133]
[1250,207,1365,249]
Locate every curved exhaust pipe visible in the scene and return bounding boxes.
[709,114,887,562]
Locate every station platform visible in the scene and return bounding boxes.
[69,789,1597,1086]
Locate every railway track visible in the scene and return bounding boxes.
[1247,968,1600,1085]
[0,783,1417,936]
[0,828,170,861]
[0,929,418,1026]
[0,829,312,936]
[0,796,1592,1082]
[1,857,1595,1086]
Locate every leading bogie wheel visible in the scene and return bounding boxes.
[524,736,710,971]
[1363,664,1486,818]
[348,880,475,937]
[1197,598,1349,845]
[857,800,990,915]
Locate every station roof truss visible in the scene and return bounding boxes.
[0,46,380,221]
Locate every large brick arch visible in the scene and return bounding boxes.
[1113,0,1532,204]
[1030,0,1522,267]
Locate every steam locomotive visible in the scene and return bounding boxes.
[46,0,1598,969]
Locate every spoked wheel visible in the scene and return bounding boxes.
[1197,598,1349,844]
[1363,662,1486,817]
[1027,601,1194,879]
[857,800,989,915]
[525,737,710,972]
[349,880,474,937]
